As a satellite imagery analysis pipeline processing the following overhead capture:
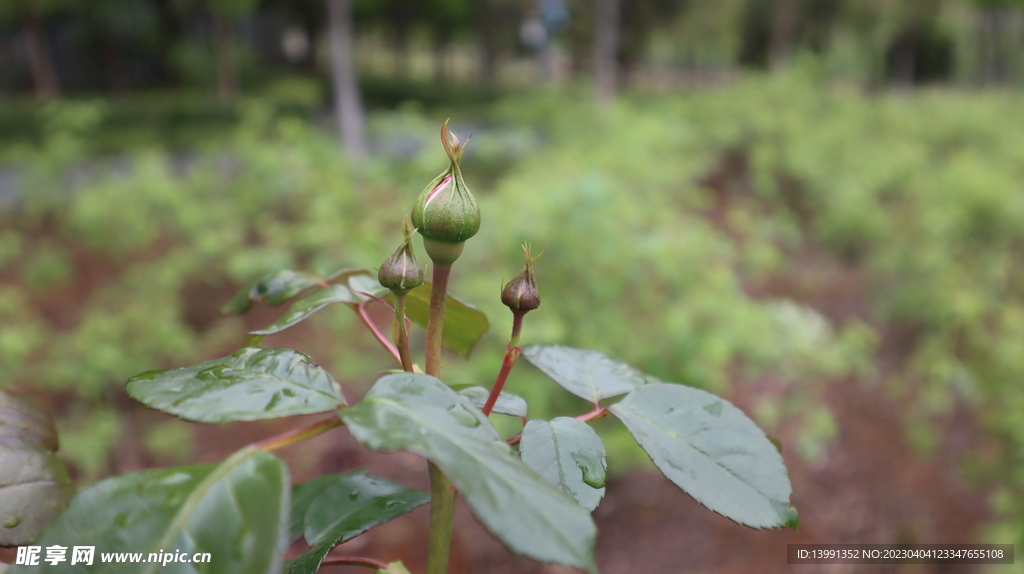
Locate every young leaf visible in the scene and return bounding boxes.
[340,373,597,573]
[221,269,324,315]
[249,285,356,336]
[402,283,489,358]
[0,391,74,546]
[285,470,429,574]
[520,418,607,511]
[609,383,795,529]
[522,345,647,403]
[9,447,288,574]
[454,385,528,418]
[126,347,345,423]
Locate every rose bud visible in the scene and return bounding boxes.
[378,219,424,296]
[501,244,542,314]
[411,119,480,265]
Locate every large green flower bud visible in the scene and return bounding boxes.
[378,219,424,296]
[411,119,480,265]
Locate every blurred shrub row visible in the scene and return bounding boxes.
[2,75,1024,546]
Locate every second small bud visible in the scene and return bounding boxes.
[378,219,425,296]
[501,244,541,314]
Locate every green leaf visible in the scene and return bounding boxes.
[9,447,288,574]
[333,270,489,358]
[520,418,606,511]
[340,374,596,572]
[285,470,429,574]
[453,385,528,418]
[250,285,356,336]
[0,392,74,546]
[609,383,795,529]
[345,272,390,302]
[522,345,647,403]
[126,347,345,423]
[402,283,489,359]
[221,269,324,314]
[287,475,338,545]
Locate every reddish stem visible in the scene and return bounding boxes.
[355,302,402,365]
[506,407,609,446]
[482,346,521,416]
[252,417,344,452]
[577,406,609,423]
[320,556,392,571]
[482,312,526,416]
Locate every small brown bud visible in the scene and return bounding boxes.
[501,244,542,313]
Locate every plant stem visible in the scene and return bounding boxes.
[424,262,455,574]
[393,293,414,372]
[319,556,391,571]
[577,406,609,423]
[426,461,456,574]
[482,312,525,416]
[424,264,452,378]
[253,418,344,452]
[506,407,610,446]
[355,302,402,365]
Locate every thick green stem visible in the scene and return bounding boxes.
[426,461,456,574]
[393,294,414,372]
[425,262,455,574]
[425,264,452,378]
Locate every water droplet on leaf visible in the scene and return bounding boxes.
[446,404,481,428]
[703,401,723,416]
[572,452,607,489]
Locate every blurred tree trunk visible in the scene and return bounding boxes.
[769,0,797,70]
[892,28,918,89]
[23,10,59,99]
[593,0,619,103]
[477,0,499,84]
[212,15,239,103]
[327,0,369,160]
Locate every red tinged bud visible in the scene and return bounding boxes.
[501,244,542,313]
[411,119,480,264]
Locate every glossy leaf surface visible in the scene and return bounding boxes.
[522,345,647,403]
[338,270,489,358]
[9,447,288,574]
[520,417,606,511]
[0,392,74,546]
[287,475,337,545]
[221,270,324,314]
[402,282,489,358]
[127,347,345,423]
[250,285,356,336]
[454,385,528,418]
[285,470,429,574]
[609,383,794,529]
[340,374,596,572]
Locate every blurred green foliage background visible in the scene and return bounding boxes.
[4,0,1024,570]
